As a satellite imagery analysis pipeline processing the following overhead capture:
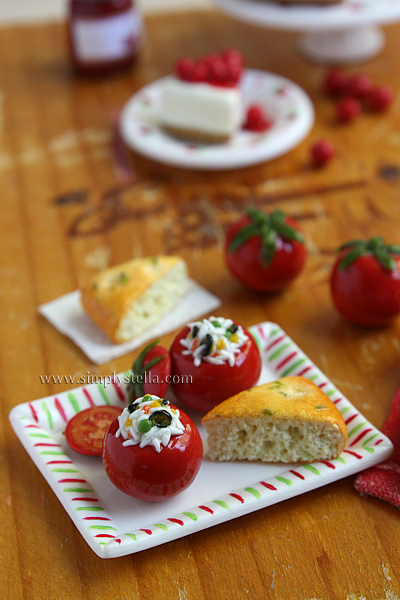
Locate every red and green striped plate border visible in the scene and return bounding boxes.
[9,322,392,558]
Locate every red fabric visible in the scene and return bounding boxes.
[354,382,400,507]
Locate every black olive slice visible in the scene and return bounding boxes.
[200,333,213,356]
[150,410,172,428]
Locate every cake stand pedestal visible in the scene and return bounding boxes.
[214,0,400,63]
[300,26,385,63]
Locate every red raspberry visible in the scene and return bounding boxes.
[347,73,373,99]
[176,50,244,87]
[323,68,349,96]
[192,61,209,82]
[202,53,220,67]
[366,85,395,111]
[243,104,273,132]
[225,64,242,86]
[223,50,243,85]
[175,58,195,81]
[336,97,362,123]
[209,58,228,84]
[310,139,336,167]
[222,48,243,69]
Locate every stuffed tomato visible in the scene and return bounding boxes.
[102,394,203,502]
[170,316,262,413]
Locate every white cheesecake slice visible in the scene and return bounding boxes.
[159,77,242,144]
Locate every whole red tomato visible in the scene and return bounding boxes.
[127,339,171,402]
[102,405,203,501]
[170,321,261,413]
[225,208,307,293]
[330,236,400,327]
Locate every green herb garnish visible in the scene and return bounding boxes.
[262,409,274,416]
[127,341,166,401]
[268,381,284,390]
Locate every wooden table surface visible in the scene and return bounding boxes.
[2,9,400,599]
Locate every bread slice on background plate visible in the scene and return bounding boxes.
[202,377,348,463]
[81,255,191,344]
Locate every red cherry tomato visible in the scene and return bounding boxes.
[127,339,171,403]
[170,323,261,413]
[225,208,307,293]
[330,237,400,327]
[102,408,203,501]
[65,406,122,456]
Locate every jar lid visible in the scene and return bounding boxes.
[73,0,132,4]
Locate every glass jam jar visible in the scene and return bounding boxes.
[68,0,143,74]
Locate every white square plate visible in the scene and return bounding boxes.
[9,322,393,558]
[38,281,221,365]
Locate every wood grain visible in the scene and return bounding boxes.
[1,10,400,599]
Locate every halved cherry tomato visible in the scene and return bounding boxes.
[65,406,122,456]
[170,323,261,413]
[102,407,203,501]
[127,339,171,402]
[225,207,307,293]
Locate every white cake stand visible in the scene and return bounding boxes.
[214,0,400,63]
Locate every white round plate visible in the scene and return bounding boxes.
[119,69,314,171]
[214,0,400,32]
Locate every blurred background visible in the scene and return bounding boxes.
[0,0,213,23]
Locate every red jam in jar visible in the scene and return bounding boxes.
[68,0,143,74]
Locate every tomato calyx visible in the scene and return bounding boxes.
[127,340,167,401]
[338,236,400,272]
[228,208,305,267]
